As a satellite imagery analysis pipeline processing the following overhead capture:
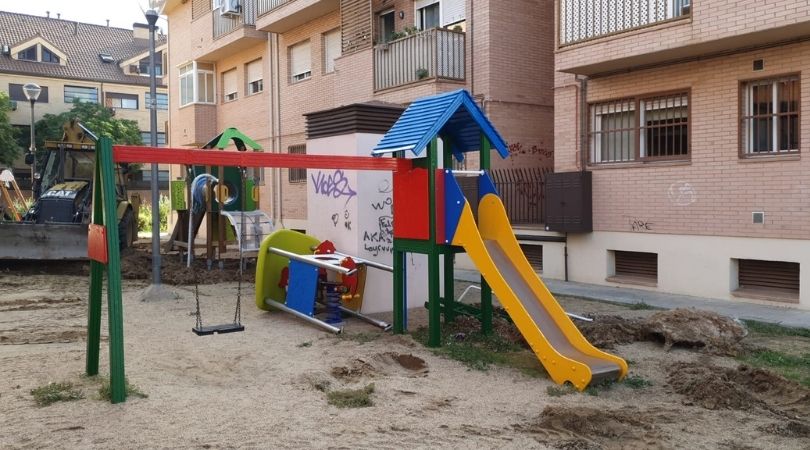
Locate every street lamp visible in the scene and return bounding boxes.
[22,82,41,199]
[138,0,175,301]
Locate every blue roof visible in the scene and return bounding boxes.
[372,89,509,159]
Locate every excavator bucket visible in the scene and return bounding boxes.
[0,222,88,260]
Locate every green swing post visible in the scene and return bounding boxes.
[392,149,407,335]
[479,134,493,335]
[427,137,442,348]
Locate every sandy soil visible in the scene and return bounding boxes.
[1,265,809,449]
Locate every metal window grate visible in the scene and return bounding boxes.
[288,144,306,183]
[738,259,799,294]
[741,76,800,155]
[614,250,657,281]
[490,167,550,225]
[520,244,543,272]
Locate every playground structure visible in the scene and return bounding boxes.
[87,89,625,403]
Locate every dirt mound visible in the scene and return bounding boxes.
[331,353,429,382]
[445,314,527,348]
[667,362,810,416]
[577,316,647,349]
[331,359,378,381]
[645,309,747,356]
[120,246,253,285]
[519,405,663,449]
[759,421,810,438]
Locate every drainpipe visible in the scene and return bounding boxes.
[272,32,284,229]
[576,75,588,171]
[469,0,474,96]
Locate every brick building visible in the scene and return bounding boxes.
[552,1,810,307]
[0,11,170,196]
[164,0,554,231]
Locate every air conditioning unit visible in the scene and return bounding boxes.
[220,0,241,17]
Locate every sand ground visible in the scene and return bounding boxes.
[1,258,809,449]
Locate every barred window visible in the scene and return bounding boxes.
[288,144,306,183]
[741,75,800,155]
[590,92,689,163]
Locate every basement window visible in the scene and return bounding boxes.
[608,250,658,286]
[734,259,799,303]
[520,244,543,272]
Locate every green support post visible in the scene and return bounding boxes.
[99,137,127,403]
[479,134,493,335]
[86,156,104,376]
[427,137,441,347]
[392,248,405,334]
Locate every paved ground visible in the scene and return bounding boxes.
[455,269,810,329]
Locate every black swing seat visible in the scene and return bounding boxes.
[192,323,245,336]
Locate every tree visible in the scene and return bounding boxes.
[35,100,143,149]
[0,92,22,167]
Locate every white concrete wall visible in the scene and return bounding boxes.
[306,133,429,314]
[536,232,810,309]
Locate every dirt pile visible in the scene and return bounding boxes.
[667,362,810,417]
[120,246,254,285]
[645,309,747,355]
[759,421,810,438]
[519,405,664,449]
[578,309,747,355]
[331,352,428,382]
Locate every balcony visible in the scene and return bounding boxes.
[256,0,339,34]
[374,28,465,92]
[559,0,691,46]
[195,0,267,60]
[556,0,810,76]
[213,0,258,38]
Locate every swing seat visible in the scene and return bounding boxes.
[192,323,245,336]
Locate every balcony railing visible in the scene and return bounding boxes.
[491,167,550,225]
[257,0,292,16]
[213,0,258,38]
[559,0,691,46]
[374,28,465,91]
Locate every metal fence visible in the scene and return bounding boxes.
[213,0,258,38]
[374,28,465,91]
[257,0,292,16]
[559,0,691,45]
[490,167,550,225]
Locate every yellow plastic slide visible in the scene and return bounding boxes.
[452,193,628,390]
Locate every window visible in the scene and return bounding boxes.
[735,259,799,303]
[289,41,311,83]
[64,85,99,104]
[9,84,49,103]
[590,91,689,163]
[741,75,800,156]
[246,59,263,95]
[17,45,36,61]
[145,92,169,110]
[323,29,341,74]
[106,92,139,110]
[416,1,440,30]
[179,61,215,106]
[520,244,543,272]
[140,131,167,147]
[288,144,306,183]
[222,69,238,102]
[610,250,658,285]
[379,10,395,43]
[138,51,164,77]
[42,47,60,64]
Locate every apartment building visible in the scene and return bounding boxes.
[0,11,171,195]
[552,1,810,307]
[164,0,554,231]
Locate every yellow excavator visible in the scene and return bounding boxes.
[0,120,138,259]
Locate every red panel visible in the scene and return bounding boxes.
[112,146,412,172]
[87,224,108,264]
[393,168,429,240]
[434,169,445,244]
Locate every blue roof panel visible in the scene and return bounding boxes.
[372,89,508,159]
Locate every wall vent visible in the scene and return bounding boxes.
[753,59,764,71]
[752,211,764,224]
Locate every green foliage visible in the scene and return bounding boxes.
[622,375,653,389]
[98,377,148,401]
[627,301,656,310]
[0,92,22,167]
[742,320,810,338]
[137,194,170,232]
[739,349,810,387]
[30,382,84,406]
[546,385,576,397]
[326,383,375,408]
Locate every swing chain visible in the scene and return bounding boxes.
[194,269,203,330]
[233,166,247,326]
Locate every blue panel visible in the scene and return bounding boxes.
[479,171,499,198]
[444,170,466,244]
[372,90,510,160]
[285,260,319,316]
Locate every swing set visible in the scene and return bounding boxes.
[87,135,410,403]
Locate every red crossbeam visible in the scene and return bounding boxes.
[113,146,412,172]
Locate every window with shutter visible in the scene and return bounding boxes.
[441,0,465,26]
[223,69,237,102]
[289,41,311,83]
[609,250,658,285]
[323,29,341,74]
[735,259,800,303]
[246,59,263,94]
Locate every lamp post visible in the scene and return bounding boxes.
[138,0,175,301]
[22,82,41,199]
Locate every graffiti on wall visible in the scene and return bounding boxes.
[668,181,697,206]
[361,179,395,257]
[311,169,357,206]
